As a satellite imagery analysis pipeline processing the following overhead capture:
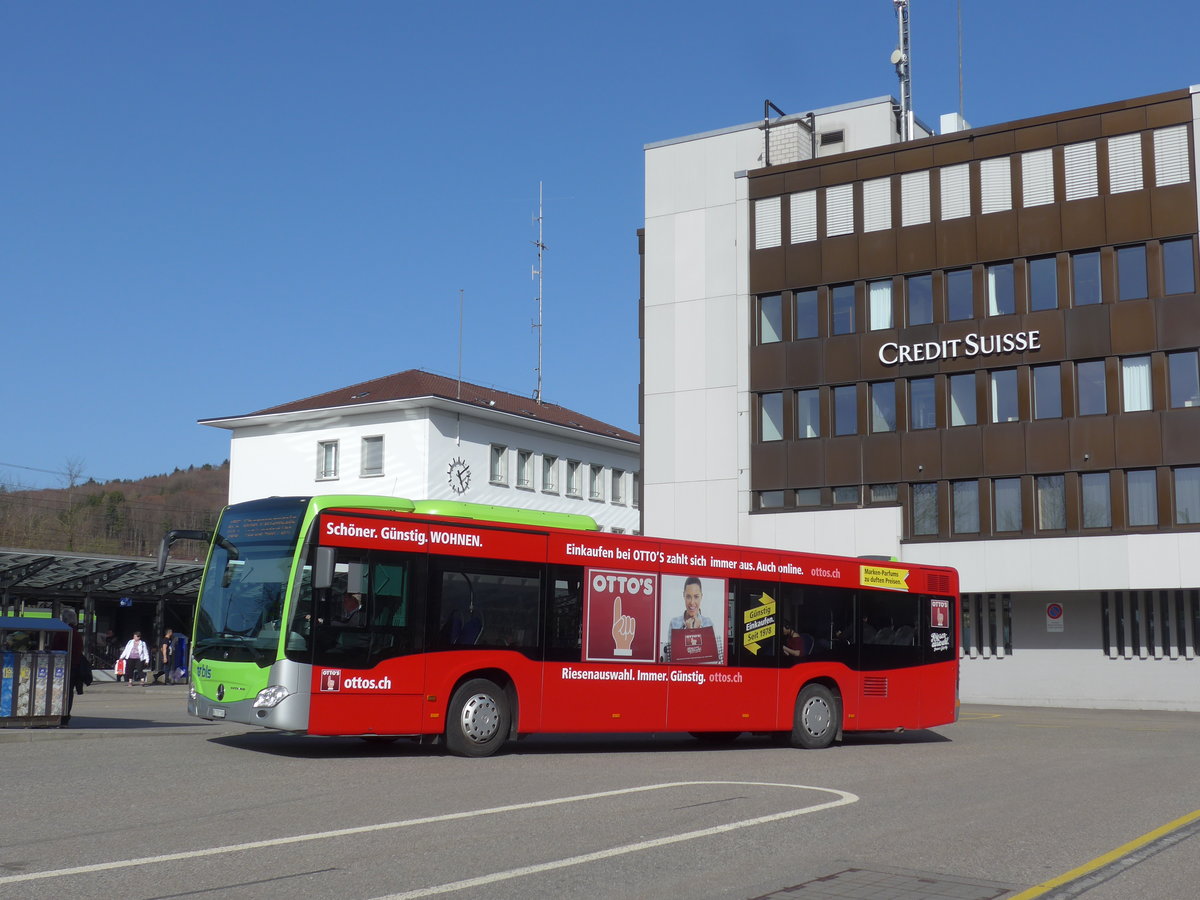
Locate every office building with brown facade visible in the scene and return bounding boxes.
[641,87,1200,710]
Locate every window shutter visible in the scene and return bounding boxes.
[862,177,891,232]
[1154,125,1190,186]
[1108,133,1143,193]
[1063,141,1098,200]
[754,197,781,249]
[940,164,970,219]
[789,191,816,243]
[1021,149,1054,207]
[825,184,854,236]
[980,157,1012,213]
[900,171,930,226]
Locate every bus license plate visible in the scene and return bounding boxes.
[212,708,226,718]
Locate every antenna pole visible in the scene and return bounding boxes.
[957,0,964,121]
[893,0,912,141]
[457,288,463,400]
[532,182,545,405]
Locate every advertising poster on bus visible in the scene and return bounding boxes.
[582,568,659,663]
[659,574,726,665]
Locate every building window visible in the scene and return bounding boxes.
[490,445,508,485]
[1032,364,1062,419]
[1071,250,1102,305]
[952,481,980,534]
[760,392,784,441]
[1163,238,1195,295]
[831,284,855,335]
[994,478,1022,532]
[317,440,339,480]
[758,491,785,510]
[1127,470,1158,526]
[832,486,860,505]
[906,273,933,326]
[990,369,1019,423]
[360,435,383,477]
[980,157,1012,214]
[1176,467,1200,524]
[900,171,931,226]
[566,460,582,498]
[1108,133,1143,193]
[863,177,891,232]
[795,289,819,339]
[869,280,893,330]
[870,483,898,503]
[949,373,976,426]
[912,483,939,536]
[1169,351,1200,408]
[940,164,970,219]
[1028,257,1058,311]
[790,191,817,243]
[1077,361,1107,416]
[611,469,625,504]
[542,455,558,493]
[632,472,640,508]
[826,183,854,236]
[946,268,973,320]
[796,488,821,507]
[754,196,781,249]
[1121,356,1152,412]
[1153,125,1190,186]
[1117,245,1147,300]
[516,450,533,488]
[1064,141,1098,200]
[909,377,936,430]
[1081,472,1111,528]
[758,294,783,343]
[588,465,603,501]
[833,385,857,436]
[796,389,820,438]
[870,382,896,433]
[1021,149,1054,207]
[987,263,1015,316]
[1036,475,1066,530]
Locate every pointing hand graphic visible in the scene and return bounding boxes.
[612,596,635,656]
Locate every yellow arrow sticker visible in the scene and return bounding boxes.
[860,565,910,592]
[742,592,776,655]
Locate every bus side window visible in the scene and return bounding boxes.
[778,585,856,665]
[859,590,922,671]
[545,567,584,662]
[731,580,779,667]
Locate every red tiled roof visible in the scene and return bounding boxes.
[231,369,639,443]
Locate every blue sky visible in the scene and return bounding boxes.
[3,1,1198,490]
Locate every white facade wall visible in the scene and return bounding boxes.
[217,403,640,533]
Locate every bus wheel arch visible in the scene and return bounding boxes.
[790,679,842,750]
[445,671,516,758]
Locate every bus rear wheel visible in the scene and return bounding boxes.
[791,683,839,749]
[446,678,510,758]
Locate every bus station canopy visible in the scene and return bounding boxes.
[0,548,202,605]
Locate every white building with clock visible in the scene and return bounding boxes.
[201,369,642,533]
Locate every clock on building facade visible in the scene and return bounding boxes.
[447,457,471,494]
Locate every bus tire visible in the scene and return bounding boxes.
[791,683,839,749]
[446,678,510,758]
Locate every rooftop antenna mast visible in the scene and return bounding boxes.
[892,0,913,141]
[531,181,546,405]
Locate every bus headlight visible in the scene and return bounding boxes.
[253,685,290,708]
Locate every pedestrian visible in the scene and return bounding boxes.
[118,631,151,686]
[154,628,175,684]
[53,608,89,725]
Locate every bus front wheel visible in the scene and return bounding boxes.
[446,678,510,758]
[791,683,839,749]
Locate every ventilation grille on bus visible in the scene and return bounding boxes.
[863,677,889,698]
[926,573,952,595]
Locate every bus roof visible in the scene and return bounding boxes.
[305,495,599,532]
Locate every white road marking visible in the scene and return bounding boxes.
[0,780,856,889]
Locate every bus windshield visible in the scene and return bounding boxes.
[193,498,308,667]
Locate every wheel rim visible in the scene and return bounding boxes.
[459,692,500,743]
[801,696,832,737]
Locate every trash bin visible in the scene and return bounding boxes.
[0,616,72,728]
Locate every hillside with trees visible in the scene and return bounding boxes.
[0,461,229,558]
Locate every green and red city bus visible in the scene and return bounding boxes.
[160,495,959,757]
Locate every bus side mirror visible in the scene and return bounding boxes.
[314,547,336,590]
